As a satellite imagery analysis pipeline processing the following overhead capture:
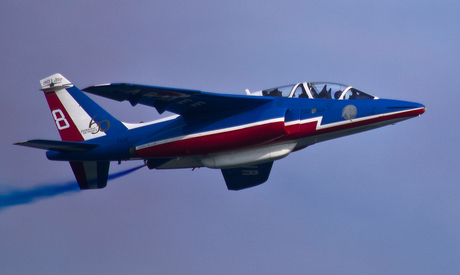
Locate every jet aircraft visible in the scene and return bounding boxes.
[15,74,425,190]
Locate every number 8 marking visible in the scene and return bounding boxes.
[52,109,70,130]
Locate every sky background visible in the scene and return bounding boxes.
[1,0,459,274]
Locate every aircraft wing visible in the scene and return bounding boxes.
[83,83,274,115]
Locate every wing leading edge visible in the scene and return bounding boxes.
[83,83,274,116]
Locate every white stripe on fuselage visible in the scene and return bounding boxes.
[135,107,422,151]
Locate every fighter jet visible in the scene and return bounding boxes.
[15,74,425,190]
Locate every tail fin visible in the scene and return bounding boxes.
[40,73,127,142]
[40,74,126,189]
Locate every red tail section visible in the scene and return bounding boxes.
[44,91,84,142]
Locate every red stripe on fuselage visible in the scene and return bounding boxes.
[136,121,287,158]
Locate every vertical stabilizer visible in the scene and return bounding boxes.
[39,74,123,189]
[40,73,127,142]
[70,161,110,189]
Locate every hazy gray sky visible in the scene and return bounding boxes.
[1,0,459,274]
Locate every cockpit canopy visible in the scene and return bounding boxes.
[260,82,377,100]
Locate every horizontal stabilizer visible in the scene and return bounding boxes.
[221,161,274,190]
[14,139,99,152]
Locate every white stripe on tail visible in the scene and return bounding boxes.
[40,73,110,141]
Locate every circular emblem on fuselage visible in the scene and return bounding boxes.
[342,105,357,120]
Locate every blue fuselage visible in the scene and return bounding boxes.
[46,96,425,169]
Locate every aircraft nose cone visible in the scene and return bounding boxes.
[411,102,425,116]
[411,104,426,116]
